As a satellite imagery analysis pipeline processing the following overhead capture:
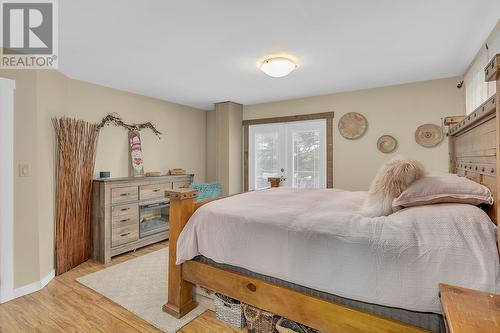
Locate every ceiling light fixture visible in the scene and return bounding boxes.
[260,57,297,78]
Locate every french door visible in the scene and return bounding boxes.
[248,119,326,190]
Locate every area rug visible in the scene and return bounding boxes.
[77,248,211,333]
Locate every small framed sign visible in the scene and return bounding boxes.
[129,130,144,176]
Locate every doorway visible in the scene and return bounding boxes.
[243,112,333,191]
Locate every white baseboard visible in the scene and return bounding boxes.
[40,269,55,289]
[0,290,14,303]
[1,269,55,303]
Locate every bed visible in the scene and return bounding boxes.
[163,54,500,333]
[177,188,498,314]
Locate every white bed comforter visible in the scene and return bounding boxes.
[177,188,500,313]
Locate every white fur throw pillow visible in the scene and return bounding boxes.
[361,156,424,217]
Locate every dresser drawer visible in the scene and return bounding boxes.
[172,180,190,189]
[111,186,138,204]
[112,223,139,247]
[139,183,171,200]
[112,203,139,219]
[112,212,139,229]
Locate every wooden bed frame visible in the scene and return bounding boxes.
[163,54,500,333]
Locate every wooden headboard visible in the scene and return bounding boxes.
[449,53,499,250]
[449,94,497,223]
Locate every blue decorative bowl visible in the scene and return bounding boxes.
[99,171,111,178]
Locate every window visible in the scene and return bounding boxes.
[464,28,500,114]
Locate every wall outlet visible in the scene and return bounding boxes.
[18,164,30,177]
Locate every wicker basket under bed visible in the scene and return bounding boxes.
[275,317,322,333]
[214,293,246,329]
[242,303,279,333]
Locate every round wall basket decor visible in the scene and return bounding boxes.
[338,112,367,140]
[377,135,398,153]
[415,124,443,148]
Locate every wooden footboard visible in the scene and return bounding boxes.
[163,188,431,333]
[162,188,199,318]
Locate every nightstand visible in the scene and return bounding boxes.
[439,283,500,333]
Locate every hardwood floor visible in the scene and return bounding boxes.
[0,242,245,333]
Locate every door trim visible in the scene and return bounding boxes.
[242,111,334,126]
[0,78,15,303]
[243,112,334,191]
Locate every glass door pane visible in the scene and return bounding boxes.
[287,120,326,188]
[249,124,284,190]
[248,120,326,190]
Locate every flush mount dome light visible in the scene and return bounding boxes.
[260,57,297,78]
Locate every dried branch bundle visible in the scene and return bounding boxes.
[98,113,162,138]
[53,114,160,274]
[53,117,100,275]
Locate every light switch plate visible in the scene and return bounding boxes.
[19,164,30,177]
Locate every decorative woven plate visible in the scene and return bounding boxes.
[415,124,443,147]
[338,112,367,139]
[377,135,397,153]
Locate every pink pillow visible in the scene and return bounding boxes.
[393,172,494,209]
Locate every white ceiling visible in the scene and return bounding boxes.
[59,0,500,109]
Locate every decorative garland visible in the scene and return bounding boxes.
[97,113,162,138]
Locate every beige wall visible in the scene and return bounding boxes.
[38,71,207,180]
[244,77,465,191]
[214,102,243,195]
[205,110,216,182]
[1,69,207,287]
[228,105,243,195]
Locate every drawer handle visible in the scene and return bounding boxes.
[120,232,131,237]
[246,283,257,292]
[120,207,130,212]
[152,188,161,192]
[120,218,130,223]
[120,193,130,197]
